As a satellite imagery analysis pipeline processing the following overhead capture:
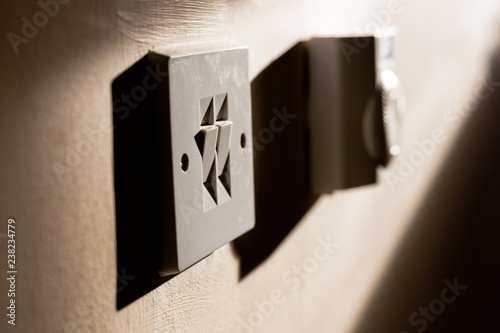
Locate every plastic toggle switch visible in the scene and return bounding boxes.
[148,47,255,276]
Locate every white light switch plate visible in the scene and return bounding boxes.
[148,47,255,276]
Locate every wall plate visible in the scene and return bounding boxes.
[148,47,255,276]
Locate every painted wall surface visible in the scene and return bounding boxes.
[1,0,500,332]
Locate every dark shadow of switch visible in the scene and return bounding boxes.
[112,56,177,310]
[234,42,319,278]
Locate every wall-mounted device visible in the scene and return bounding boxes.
[308,28,404,194]
[113,47,255,279]
[148,47,255,276]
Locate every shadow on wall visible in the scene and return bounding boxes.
[112,56,177,310]
[234,43,319,278]
[353,45,500,333]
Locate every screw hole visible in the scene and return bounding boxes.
[240,133,247,149]
[181,154,189,172]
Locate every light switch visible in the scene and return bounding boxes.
[147,47,255,276]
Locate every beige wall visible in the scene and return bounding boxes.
[1,0,500,332]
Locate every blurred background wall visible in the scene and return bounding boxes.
[1,0,500,332]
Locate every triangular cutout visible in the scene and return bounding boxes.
[215,93,228,121]
[200,97,214,125]
[218,155,231,196]
[194,131,205,155]
[203,160,218,204]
